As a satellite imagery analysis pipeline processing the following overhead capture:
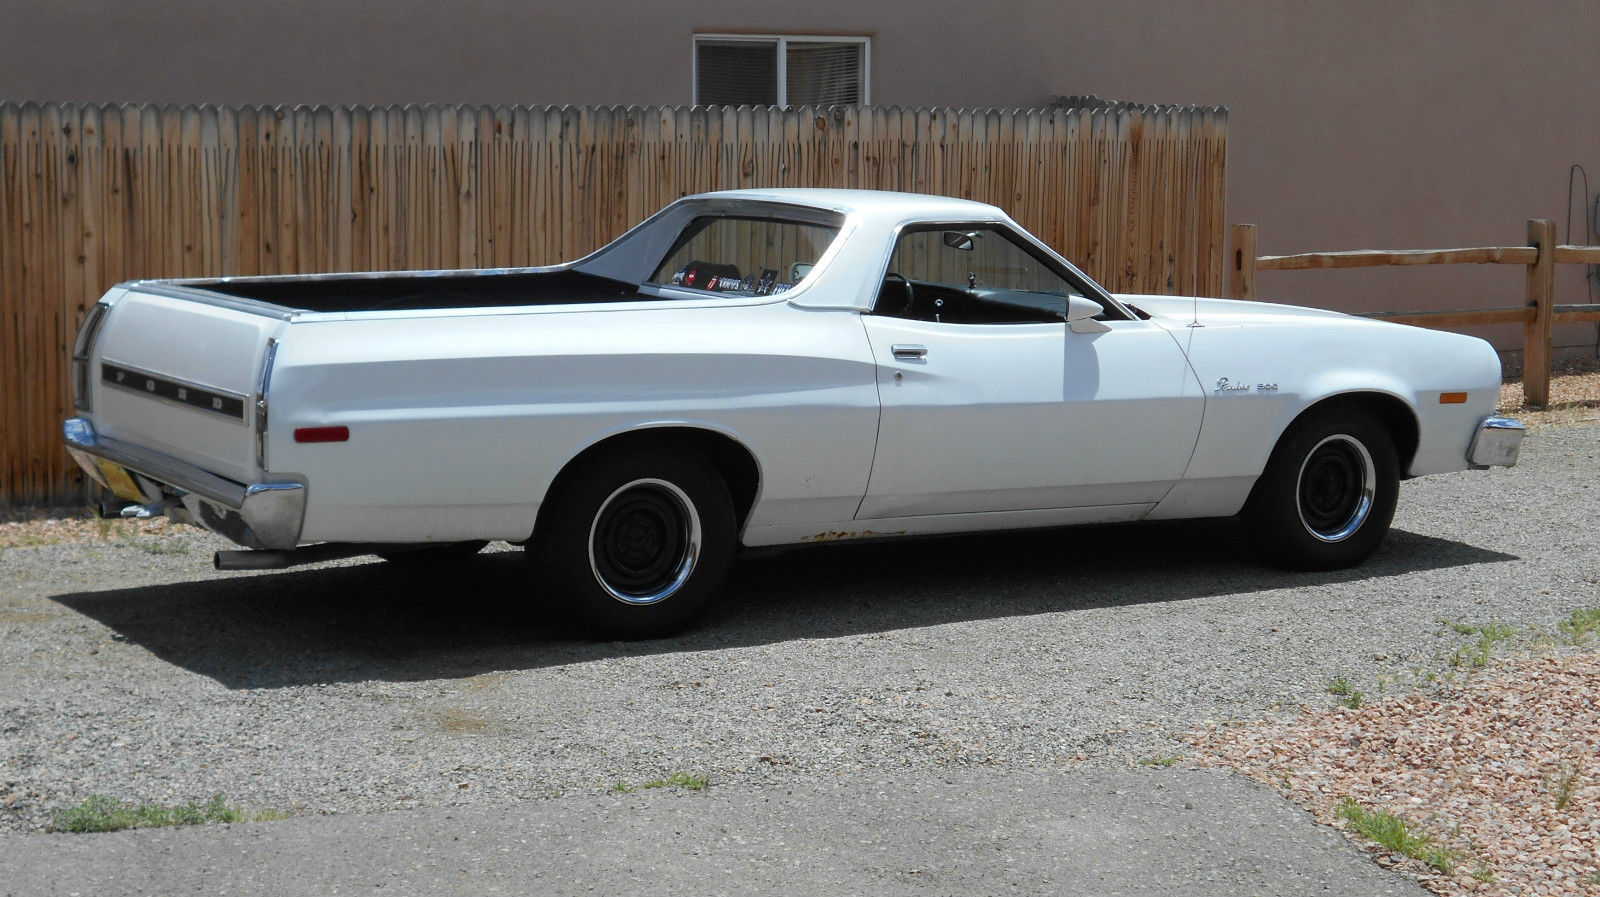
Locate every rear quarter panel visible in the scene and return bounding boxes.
[268,301,880,543]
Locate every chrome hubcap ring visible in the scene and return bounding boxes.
[587,478,702,606]
[1295,434,1376,543]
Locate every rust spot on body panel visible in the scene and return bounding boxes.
[800,529,907,543]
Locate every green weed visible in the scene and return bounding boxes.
[611,771,709,794]
[1326,676,1364,709]
[1549,763,1583,811]
[1336,798,1462,874]
[50,793,282,833]
[1137,756,1179,768]
[93,516,114,541]
[1441,621,1516,668]
[1559,608,1600,645]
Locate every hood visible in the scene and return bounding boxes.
[1114,293,1359,327]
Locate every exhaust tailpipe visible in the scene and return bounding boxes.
[213,542,397,571]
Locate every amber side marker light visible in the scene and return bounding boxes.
[1439,392,1469,404]
[294,426,349,443]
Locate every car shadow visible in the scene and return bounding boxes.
[50,520,1516,690]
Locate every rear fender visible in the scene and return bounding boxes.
[532,421,764,542]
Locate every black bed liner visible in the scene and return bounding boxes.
[197,269,642,313]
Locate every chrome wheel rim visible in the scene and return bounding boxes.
[1295,435,1376,543]
[587,478,701,606]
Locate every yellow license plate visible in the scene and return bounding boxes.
[94,459,146,501]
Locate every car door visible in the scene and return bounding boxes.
[856,224,1204,520]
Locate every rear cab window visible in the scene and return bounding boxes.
[647,216,840,298]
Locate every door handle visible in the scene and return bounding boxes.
[891,344,928,360]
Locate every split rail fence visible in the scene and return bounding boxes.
[1228,220,1600,407]
[1,100,1227,504]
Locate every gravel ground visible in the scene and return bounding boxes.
[1500,356,1600,428]
[1190,651,1600,896]
[1,422,1596,873]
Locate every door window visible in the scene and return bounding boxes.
[875,226,1087,324]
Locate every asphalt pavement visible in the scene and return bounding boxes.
[1,765,1426,897]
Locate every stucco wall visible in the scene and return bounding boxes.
[4,0,1597,355]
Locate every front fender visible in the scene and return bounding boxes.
[1175,317,1498,485]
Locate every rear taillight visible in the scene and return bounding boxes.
[294,426,349,443]
[255,339,279,470]
[71,302,111,412]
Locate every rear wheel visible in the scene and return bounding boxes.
[530,448,735,639]
[1242,404,1400,570]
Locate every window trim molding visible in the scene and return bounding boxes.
[692,33,871,107]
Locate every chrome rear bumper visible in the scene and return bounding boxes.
[1468,416,1524,468]
[63,417,305,549]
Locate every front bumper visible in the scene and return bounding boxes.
[1468,416,1525,468]
[62,417,306,549]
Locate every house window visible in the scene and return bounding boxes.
[694,35,869,107]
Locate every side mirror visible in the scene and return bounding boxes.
[1067,295,1111,333]
[789,262,814,282]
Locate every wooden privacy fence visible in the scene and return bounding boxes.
[0,99,1227,504]
[1228,221,1600,406]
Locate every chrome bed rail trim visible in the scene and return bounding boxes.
[124,282,300,321]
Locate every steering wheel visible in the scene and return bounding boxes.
[880,272,916,318]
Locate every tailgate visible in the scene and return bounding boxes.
[88,287,284,484]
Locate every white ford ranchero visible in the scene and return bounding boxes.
[64,188,1523,637]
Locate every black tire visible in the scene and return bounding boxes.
[530,447,735,639]
[377,540,489,566]
[1241,403,1400,570]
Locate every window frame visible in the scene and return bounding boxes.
[692,33,871,107]
[872,222,1132,324]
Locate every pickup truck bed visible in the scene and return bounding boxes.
[196,269,641,313]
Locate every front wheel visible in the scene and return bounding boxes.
[1242,404,1400,570]
[530,448,735,639]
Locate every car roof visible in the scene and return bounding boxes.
[693,188,1009,224]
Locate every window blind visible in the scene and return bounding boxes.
[695,41,778,105]
[785,42,863,106]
